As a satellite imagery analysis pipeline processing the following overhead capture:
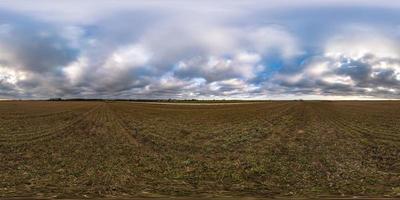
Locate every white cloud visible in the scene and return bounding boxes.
[2,0,400,24]
[175,52,263,82]
[104,44,151,71]
[63,56,89,85]
[247,26,302,58]
[325,28,400,59]
[59,26,86,48]
[0,65,27,84]
[274,28,400,98]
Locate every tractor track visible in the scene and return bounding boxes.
[0,104,102,145]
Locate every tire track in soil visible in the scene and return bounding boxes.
[0,103,103,145]
[312,103,400,143]
[309,103,400,180]
[103,103,140,147]
[105,103,196,155]
[106,102,306,155]
[0,109,94,141]
[207,102,301,151]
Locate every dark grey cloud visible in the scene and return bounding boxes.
[0,14,79,73]
[275,54,400,98]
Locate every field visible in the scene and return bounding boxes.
[0,101,399,199]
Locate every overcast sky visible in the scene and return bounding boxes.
[0,0,400,99]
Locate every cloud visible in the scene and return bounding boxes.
[0,12,83,98]
[174,52,263,82]
[0,2,400,99]
[55,19,300,99]
[274,28,400,98]
[0,23,78,73]
[2,1,400,24]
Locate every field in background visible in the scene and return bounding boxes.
[0,101,399,199]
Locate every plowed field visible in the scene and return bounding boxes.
[0,101,399,198]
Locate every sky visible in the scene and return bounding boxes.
[0,0,400,100]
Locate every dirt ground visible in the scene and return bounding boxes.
[0,101,399,199]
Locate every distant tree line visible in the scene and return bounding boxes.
[46,98,272,103]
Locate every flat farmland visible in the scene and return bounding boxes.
[0,101,399,199]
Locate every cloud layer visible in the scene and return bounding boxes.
[0,1,400,99]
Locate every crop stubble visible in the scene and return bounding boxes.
[0,101,399,198]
